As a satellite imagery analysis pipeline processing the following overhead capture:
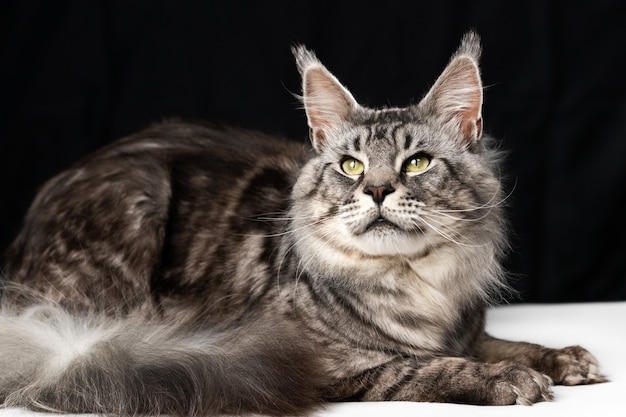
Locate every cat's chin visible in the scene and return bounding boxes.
[354,227,431,257]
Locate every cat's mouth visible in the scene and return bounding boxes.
[365,215,399,231]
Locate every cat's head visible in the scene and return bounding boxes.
[290,32,506,268]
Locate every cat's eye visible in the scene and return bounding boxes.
[341,157,365,176]
[403,154,431,174]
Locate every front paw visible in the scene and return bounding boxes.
[541,345,608,385]
[491,362,554,405]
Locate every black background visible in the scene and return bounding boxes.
[2,1,625,302]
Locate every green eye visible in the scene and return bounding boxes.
[403,154,430,173]
[341,157,365,176]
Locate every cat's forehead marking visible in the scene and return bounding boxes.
[340,109,431,162]
[365,125,395,151]
[352,109,423,150]
[403,133,413,150]
[372,125,388,141]
[361,122,408,153]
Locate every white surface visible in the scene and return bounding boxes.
[0,302,624,417]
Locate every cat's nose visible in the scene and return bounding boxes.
[364,184,395,205]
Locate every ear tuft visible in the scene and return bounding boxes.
[422,32,484,144]
[292,45,358,151]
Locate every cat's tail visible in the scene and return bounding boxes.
[0,304,327,416]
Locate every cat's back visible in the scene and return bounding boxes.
[79,120,309,186]
[4,121,309,312]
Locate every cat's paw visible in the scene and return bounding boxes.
[491,362,553,405]
[542,345,608,385]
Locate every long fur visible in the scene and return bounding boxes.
[0,302,325,416]
[0,31,605,416]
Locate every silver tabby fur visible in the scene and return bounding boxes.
[0,32,606,416]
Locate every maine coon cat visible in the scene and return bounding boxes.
[0,32,606,416]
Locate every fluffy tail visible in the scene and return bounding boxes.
[0,304,326,416]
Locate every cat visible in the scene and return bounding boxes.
[0,32,606,416]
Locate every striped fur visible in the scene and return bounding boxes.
[0,32,605,416]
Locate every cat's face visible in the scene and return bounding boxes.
[291,35,503,262]
[292,109,501,259]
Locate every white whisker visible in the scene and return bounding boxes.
[417,215,485,249]
[431,179,514,214]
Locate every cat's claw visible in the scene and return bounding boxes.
[492,363,553,405]
[549,345,609,385]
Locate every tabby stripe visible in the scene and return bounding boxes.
[364,125,382,148]
[340,358,399,401]
[388,123,404,149]
[300,277,405,351]
[296,276,375,349]
[437,157,483,209]
[372,125,394,148]
[384,364,417,400]
[240,239,277,302]
[322,284,374,329]
[438,157,475,193]
[403,133,413,150]
[325,285,422,348]
[302,162,333,199]
[442,305,484,352]
[430,361,448,385]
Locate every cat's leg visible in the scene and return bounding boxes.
[476,334,608,385]
[340,356,553,405]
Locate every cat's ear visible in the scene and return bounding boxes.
[421,32,484,144]
[292,45,358,151]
